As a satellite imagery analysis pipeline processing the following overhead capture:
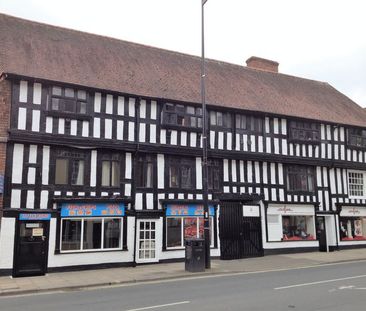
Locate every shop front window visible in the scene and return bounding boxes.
[166,216,213,248]
[282,215,315,241]
[60,218,122,252]
[340,217,366,241]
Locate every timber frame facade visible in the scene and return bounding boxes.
[1,13,366,276]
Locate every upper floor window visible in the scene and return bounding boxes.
[55,150,87,185]
[289,121,320,142]
[136,154,154,188]
[286,165,315,192]
[208,159,221,191]
[101,154,121,188]
[162,103,202,128]
[210,111,232,129]
[348,128,366,148]
[348,171,365,197]
[168,157,195,189]
[49,86,88,114]
[235,114,263,134]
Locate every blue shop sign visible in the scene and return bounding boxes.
[61,202,125,217]
[166,204,215,217]
[19,213,51,221]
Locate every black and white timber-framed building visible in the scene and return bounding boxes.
[1,14,366,276]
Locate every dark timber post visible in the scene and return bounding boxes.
[201,0,210,269]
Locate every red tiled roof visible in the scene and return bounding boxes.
[0,13,365,127]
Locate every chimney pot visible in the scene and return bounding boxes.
[246,56,279,73]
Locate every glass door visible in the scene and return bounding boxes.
[136,220,158,263]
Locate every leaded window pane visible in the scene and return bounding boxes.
[71,160,84,185]
[55,159,68,184]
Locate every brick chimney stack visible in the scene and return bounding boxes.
[246,56,279,73]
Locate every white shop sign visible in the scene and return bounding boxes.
[243,205,260,217]
[267,204,315,216]
[340,206,366,217]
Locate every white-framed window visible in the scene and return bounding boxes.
[60,217,123,252]
[166,216,214,249]
[348,171,365,197]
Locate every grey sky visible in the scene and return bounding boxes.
[1,0,365,107]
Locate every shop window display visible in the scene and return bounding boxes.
[340,217,366,241]
[282,216,315,241]
[166,216,213,248]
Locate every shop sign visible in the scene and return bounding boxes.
[341,206,366,217]
[243,205,260,217]
[166,204,215,216]
[19,213,51,221]
[32,228,44,237]
[267,204,315,216]
[60,202,125,217]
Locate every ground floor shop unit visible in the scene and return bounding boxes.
[1,200,366,276]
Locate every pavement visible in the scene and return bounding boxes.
[1,248,366,297]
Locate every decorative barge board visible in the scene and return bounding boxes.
[1,14,366,275]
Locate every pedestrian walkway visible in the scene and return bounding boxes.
[1,249,366,296]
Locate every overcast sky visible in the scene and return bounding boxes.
[1,0,365,107]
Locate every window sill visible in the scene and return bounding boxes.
[45,110,92,121]
[56,248,126,254]
[164,246,217,252]
[161,124,202,133]
[287,139,321,145]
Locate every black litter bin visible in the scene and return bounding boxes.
[185,238,205,272]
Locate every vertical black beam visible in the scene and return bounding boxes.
[201,0,210,269]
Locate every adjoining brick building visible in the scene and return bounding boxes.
[1,13,366,277]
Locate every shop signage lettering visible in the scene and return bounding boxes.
[277,206,293,214]
[348,208,360,215]
[61,203,125,217]
[166,204,215,216]
[19,213,51,221]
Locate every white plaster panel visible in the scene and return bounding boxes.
[105,119,112,139]
[157,154,165,189]
[128,98,135,117]
[12,144,24,183]
[150,100,157,119]
[42,146,50,185]
[94,92,101,113]
[0,218,16,269]
[117,96,125,115]
[33,83,42,105]
[11,189,21,208]
[26,190,35,209]
[140,99,146,118]
[18,107,26,130]
[31,110,40,132]
[128,122,135,141]
[106,94,113,114]
[125,153,132,179]
[196,157,202,189]
[117,120,124,140]
[40,190,49,209]
[150,124,157,143]
[70,120,77,136]
[45,117,53,133]
[146,193,154,210]
[19,81,28,102]
[27,167,36,184]
[90,150,97,187]
[82,121,89,137]
[58,118,65,134]
[139,123,146,142]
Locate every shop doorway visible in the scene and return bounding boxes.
[136,219,158,263]
[219,201,263,260]
[316,216,327,252]
[13,220,49,277]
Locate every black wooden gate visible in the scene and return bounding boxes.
[219,201,263,260]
